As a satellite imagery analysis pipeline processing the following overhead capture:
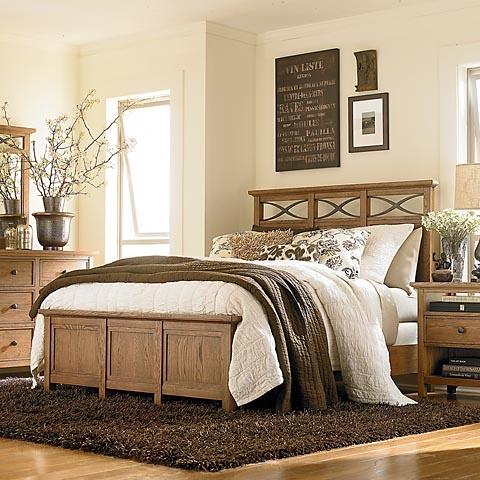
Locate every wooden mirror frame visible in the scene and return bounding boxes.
[0,124,35,217]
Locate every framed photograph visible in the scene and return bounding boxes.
[348,93,389,152]
[275,48,340,171]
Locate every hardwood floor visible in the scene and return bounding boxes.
[2,394,480,480]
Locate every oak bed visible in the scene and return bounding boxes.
[33,179,437,411]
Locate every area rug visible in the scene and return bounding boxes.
[2,378,480,472]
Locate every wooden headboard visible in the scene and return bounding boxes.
[248,179,438,282]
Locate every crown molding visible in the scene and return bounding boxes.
[0,31,78,54]
[80,21,208,56]
[256,0,480,45]
[205,22,256,46]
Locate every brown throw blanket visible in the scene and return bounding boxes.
[31,256,337,412]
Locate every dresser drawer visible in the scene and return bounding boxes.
[0,292,33,324]
[0,260,34,287]
[40,259,89,287]
[425,317,480,345]
[0,328,31,362]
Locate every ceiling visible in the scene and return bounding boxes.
[1,0,437,45]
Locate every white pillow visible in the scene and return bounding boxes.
[384,227,423,294]
[292,228,370,279]
[356,224,414,284]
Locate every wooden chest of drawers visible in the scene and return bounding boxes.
[0,251,93,371]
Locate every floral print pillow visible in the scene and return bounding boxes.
[259,243,321,262]
[292,228,370,279]
[209,233,237,258]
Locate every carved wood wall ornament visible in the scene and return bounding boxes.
[354,50,378,92]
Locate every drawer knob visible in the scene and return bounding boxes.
[9,340,17,347]
[10,304,18,310]
[10,269,17,276]
[458,327,466,334]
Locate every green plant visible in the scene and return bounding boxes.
[422,209,480,241]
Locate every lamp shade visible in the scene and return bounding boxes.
[455,163,480,210]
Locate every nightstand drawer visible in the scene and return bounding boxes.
[0,260,34,287]
[0,328,31,362]
[0,292,33,324]
[425,317,480,345]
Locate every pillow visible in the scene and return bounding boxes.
[384,227,423,294]
[210,233,237,258]
[356,224,414,284]
[229,230,293,261]
[292,228,370,279]
[259,243,321,262]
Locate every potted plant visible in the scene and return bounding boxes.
[23,90,133,250]
[0,103,22,215]
[423,209,480,282]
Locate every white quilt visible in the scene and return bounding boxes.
[31,259,414,406]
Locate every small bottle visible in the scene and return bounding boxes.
[4,224,17,250]
[16,221,33,250]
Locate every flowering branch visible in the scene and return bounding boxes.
[26,89,137,198]
[0,102,22,200]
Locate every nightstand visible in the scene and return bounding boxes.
[412,282,480,397]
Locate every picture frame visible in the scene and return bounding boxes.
[348,93,389,153]
[275,48,340,171]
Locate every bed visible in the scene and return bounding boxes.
[31,179,437,411]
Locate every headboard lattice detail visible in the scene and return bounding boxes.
[248,180,438,282]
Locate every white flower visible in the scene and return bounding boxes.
[422,209,480,241]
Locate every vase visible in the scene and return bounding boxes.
[3,199,21,215]
[33,212,74,250]
[441,236,467,282]
[42,196,66,213]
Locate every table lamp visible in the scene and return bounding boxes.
[454,163,480,277]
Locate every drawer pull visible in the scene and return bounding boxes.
[10,269,17,276]
[9,340,17,347]
[10,304,18,310]
[458,327,466,334]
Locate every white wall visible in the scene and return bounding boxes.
[0,33,79,249]
[255,0,480,208]
[205,26,256,244]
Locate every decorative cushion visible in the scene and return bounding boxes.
[229,230,294,261]
[210,233,237,258]
[355,224,414,284]
[384,227,423,294]
[292,228,370,279]
[259,243,321,262]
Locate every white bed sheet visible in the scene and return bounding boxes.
[31,259,414,407]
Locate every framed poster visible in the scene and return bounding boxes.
[348,93,389,152]
[275,48,340,172]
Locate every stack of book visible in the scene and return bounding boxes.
[430,294,480,313]
[442,357,480,379]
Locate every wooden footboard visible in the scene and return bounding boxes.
[40,309,241,411]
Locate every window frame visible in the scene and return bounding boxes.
[117,96,171,259]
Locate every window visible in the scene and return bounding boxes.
[468,67,480,165]
[466,68,480,272]
[118,97,170,258]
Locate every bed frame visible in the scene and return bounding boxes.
[249,179,438,376]
[41,179,437,409]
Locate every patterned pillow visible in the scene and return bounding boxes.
[229,230,294,261]
[210,233,237,258]
[259,243,321,262]
[292,228,370,279]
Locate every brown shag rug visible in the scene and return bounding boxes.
[1,378,480,472]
